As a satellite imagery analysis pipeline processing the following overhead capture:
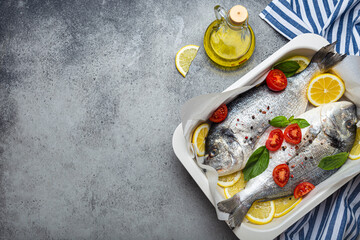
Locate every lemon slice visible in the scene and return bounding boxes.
[285,56,310,73]
[307,73,345,106]
[349,128,360,160]
[246,200,275,225]
[218,171,241,188]
[192,123,210,157]
[175,45,199,77]
[274,196,302,218]
[223,171,246,198]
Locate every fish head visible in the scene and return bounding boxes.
[321,101,358,149]
[205,128,243,176]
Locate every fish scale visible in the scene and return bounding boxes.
[205,43,345,176]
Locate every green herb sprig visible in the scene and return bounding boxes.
[273,61,300,77]
[269,115,310,129]
[243,146,269,181]
[318,152,349,170]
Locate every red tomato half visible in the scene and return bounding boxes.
[209,104,228,123]
[266,69,288,91]
[294,182,315,199]
[273,164,290,187]
[284,123,302,144]
[266,129,284,151]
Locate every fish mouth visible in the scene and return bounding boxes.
[217,151,244,176]
[203,149,240,176]
[205,152,232,175]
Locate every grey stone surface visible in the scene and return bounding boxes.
[0,0,287,239]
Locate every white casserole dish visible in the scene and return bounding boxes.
[172,34,360,239]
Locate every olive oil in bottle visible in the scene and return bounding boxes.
[204,5,255,67]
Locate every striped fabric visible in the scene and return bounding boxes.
[277,174,360,240]
[259,0,360,55]
[260,1,360,238]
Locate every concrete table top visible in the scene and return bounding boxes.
[0,0,287,239]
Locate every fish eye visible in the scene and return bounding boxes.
[209,149,217,157]
[345,120,354,129]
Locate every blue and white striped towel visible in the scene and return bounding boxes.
[277,175,360,240]
[260,0,360,239]
[260,0,360,55]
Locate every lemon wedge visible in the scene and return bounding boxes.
[274,196,302,218]
[223,171,246,198]
[349,127,360,160]
[192,123,210,157]
[175,45,199,77]
[307,73,345,106]
[246,200,275,225]
[285,55,310,73]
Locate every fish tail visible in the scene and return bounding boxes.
[227,205,251,229]
[217,194,241,213]
[311,42,346,71]
[217,194,252,229]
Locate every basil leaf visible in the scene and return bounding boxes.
[290,118,310,128]
[283,71,297,78]
[273,61,300,78]
[243,146,269,181]
[269,116,289,128]
[270,115,310,128]
[273,61,300,73]
[318,152,349,170]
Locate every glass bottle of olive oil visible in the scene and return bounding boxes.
[204,5,255,67]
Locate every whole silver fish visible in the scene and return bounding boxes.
[217,101,358,229]
[205,43,346,176]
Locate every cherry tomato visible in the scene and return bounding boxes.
[273,164,290,187]
[294,182,315,199]
[284,123,302,144]
[265,129,284,151]
[266,69,288,91]
[209,104,228,123]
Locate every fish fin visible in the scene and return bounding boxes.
[217,194,241,213]
[218,194,252,229]
[311,42,346,71]
[227,205,251,229]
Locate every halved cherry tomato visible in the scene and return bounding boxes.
[209,104,228,123]
[284,123,302,144]
[273,164,290,187]
[266,69,288,91]
[265,129,284,151]
[294,182,315,199]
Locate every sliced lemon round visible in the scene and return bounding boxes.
[175,45,199,77]
[349,127,360,160]
[307,73,345,107]
[223,173,246,198]
[218,171,241,187]
[274,195,302,218]
[218,171,241,188]
[285,55,310,73]
[246,200,275,225]
[192,123,210,157]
